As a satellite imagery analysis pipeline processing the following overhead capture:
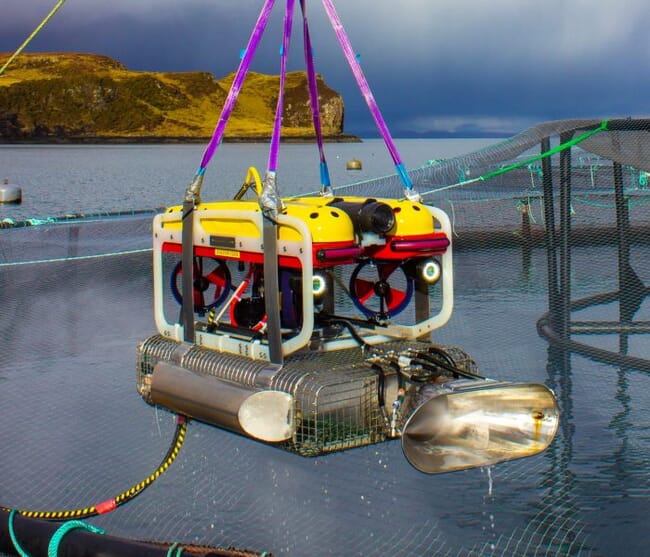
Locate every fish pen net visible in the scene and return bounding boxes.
[324,118,650,244]
[1,118,650,555]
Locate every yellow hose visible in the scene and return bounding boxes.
[2,416,188,521]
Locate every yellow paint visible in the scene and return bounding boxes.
[162,195,437,244]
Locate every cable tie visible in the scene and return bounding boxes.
[94,499,116,515]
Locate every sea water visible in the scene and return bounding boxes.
[0,138,497,221]
[1,139,650,556]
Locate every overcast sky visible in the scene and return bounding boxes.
[2,0,648,137]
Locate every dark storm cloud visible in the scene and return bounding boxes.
[1,1,283,74]
[2,0,649,136]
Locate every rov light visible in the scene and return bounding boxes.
[417,258,442,284]
[312,274,327,298]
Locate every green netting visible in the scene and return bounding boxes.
[320,118,650,204]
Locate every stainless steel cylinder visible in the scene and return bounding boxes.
[150,361,295,442]
[401,380,559,474]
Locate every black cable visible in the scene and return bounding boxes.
[425,345,457,369]
[371,363,386,407]
[416,348,484,380]
[387,361,405,389]
[318,316,374,351]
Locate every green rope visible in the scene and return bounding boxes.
[0,0,67,77]
[48,521,105,557]
[167,542,185,557]
[422,120,610,196]
[8,510,30,557]
[570,194,650,209]
[8,513,106,557]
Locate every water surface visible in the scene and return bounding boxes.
[1,140,649,556]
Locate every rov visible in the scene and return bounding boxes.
[136,170,558,474]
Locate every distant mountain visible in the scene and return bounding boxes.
[0,53,355,142]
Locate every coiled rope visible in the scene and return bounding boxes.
[8,510,106,557]
[0,0,67,77]
[47,521,106,557]
[1,415,187,521]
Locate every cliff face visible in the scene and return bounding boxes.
[0,53,346,141]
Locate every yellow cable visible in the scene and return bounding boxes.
[2,418,188,521]
[0,0,67,77]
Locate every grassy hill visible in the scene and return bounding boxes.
[0,53,352,142]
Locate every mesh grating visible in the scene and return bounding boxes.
[280,364,385,456]
[138,337,398,455]
[138,337,480,457]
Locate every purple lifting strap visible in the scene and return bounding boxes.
[198,0,277,173]
[320,0,414,192]
[267,0,296,173]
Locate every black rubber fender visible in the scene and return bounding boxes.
[0,508,265,557]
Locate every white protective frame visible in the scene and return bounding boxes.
[151,204,453,360]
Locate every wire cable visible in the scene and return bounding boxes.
[0,0,67,77]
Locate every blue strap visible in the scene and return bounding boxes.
[320,161,331,191]
[48,520,105,557]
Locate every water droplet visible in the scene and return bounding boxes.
[486,465,493,496]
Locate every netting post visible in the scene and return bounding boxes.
[613,160,645,353]
[520,197,532,275]
[541,137,560,328]
[614,160,630,353]
[558,132,573,340]
[68,225,80,258]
